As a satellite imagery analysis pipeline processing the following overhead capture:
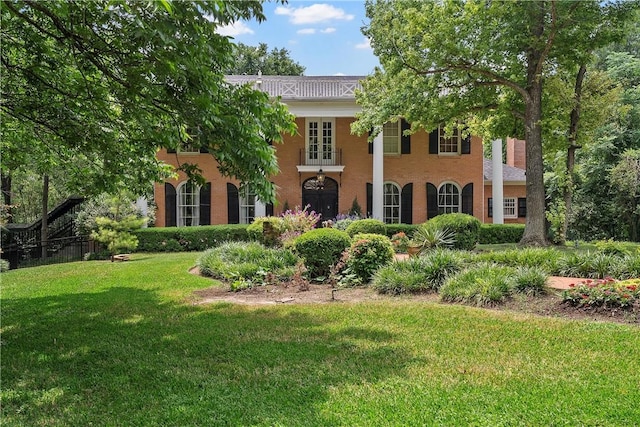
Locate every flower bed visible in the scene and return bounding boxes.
[562,277,640,309]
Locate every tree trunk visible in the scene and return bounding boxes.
[1,171,12,223]
[562,64,587,244]
[41,174,49,259]
[519,3,550,247]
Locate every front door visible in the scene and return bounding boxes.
[302,177,338,221]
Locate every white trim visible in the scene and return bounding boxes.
[239,186,256,224]
[437,181,461,214]
[305,117,335,166]
[383,121,401,155]
[438,126,461,155]
[176,181,200,227]
[383,181,401,224]
[286,101,360,117]
[503,197,517,219]
[296,165,344,173]
[372,132,384,220]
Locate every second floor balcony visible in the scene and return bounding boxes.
[296,149,345,173]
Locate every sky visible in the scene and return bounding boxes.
[217,1,379,76]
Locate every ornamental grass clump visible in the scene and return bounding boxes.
[474,247,560,273]
[556,251,624,279]
[197,241,300,290]
[512,266,549,295]
[440,263,515,306]
[562,277,640,309]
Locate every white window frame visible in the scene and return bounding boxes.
[177,181,200,227]
[503,197,517,219]
[383,182,401,224]
[239,186,256,225]
[306,117,335,165]
[178,127,201,154]
[383,121,401,155]
[438,126,461,155]
[438,182,461,214]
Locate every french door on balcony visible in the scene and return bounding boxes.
[306,118,334,166]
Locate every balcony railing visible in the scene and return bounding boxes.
[299,149,343,166]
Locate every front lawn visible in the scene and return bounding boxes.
[2,253,639,426]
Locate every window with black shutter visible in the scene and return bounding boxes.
[462,183,473,215]
[488,198,493,217]
[461,134,471,155]
[426,183,438,219]
[518,198,527,217]
[401,119,411,154]
[199,183,211,225]
[366,183,373,217]
[429,130,438,154]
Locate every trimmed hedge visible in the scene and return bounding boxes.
[345,219,387,237]
[294,228,351,278]
[479,224,525,244]
[135,225,250,252]
[424,213,480,250]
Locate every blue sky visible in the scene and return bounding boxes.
[218,1,379,76]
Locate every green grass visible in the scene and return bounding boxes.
[2,253,640,426]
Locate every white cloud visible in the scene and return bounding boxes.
[275,4,354,25]
[216,21,254,37]
[333,72,346,76]
[355,37,372,50]
[321,27,336,34]
[297,28,316,35]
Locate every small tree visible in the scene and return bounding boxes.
[91,216,146,261]
[349,197,363,217]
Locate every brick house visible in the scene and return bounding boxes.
[154,76,526,227]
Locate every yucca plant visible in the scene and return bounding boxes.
[409,225,456,254]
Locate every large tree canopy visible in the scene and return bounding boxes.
[353,0,636,246]
[226,42,305,76]
[1,0,296,202]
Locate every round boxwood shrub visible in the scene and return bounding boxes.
[293,228,351,278]
[343,233,395,284]
[424,213,480,250]
[345,219,387,237]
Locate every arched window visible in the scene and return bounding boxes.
[177,181,200,226]
[438,182,460,214]
[383,182,401,224]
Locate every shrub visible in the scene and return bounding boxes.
[385,224,418,239]
[420,249,465,290]
[293,228,351,278]
[91,216,146,258]
[341,233,395,284]
[479,224,525,244]
[345,219,387,237]
[75,192,149,236]
[556,251,624,279]
[562,277,640,309]
[390,232,410,253]
[615,252,640,279]
[512,266,548,295]
[334,214,359,231]
[349,197,363,217]
[246,217,285,243]
[0,258,9,272]
[135,225,249,252]
[424,213,480,250]
[197,241,300,289]
[440,264,515,306]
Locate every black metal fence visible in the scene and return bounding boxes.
[1,236,102,270]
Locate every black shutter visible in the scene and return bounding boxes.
[199,182,211,225]
[462,183,473,215]
[167,148,176,154]
[401,183,413,224]
[266,202,274,217]
[401,119,411,154]
[426,183,438,219]
[164,183,177,227]
[227,183,239,224]
[429,129,438,154]
[368,129,373,154]
[461,134,471,155]
[199,145,209,153]
[366,183,373,218]
[518,198,527,217]
[488,198,493,218]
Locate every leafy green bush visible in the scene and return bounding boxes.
[385,224,418,239]
[135,225,249,252]
[246,217,285,243]
[197,241,300,289]
[371,249,463,294]
[293,228,351,278]
[341,233,395,284]
[479,224,525,244]
[345,219,387,237]
[91,216,146,257]
[440,264,515,306]
[512,266,548,295]
[0,258,9,272]
[424,213,480,250]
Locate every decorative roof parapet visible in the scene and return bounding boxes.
[225,75,365,101]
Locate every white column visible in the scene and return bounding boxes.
[255,199,266,218]
[492,138,504,224]
[372,132,384,220]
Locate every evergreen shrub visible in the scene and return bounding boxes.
[293,228,351,278]
[135,225,249,252]
[479,224,525,244]
[345,219,387,237]
[342,233,395,284]
[424,213,480,250]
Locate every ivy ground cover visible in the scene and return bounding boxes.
[2,253,639,426]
